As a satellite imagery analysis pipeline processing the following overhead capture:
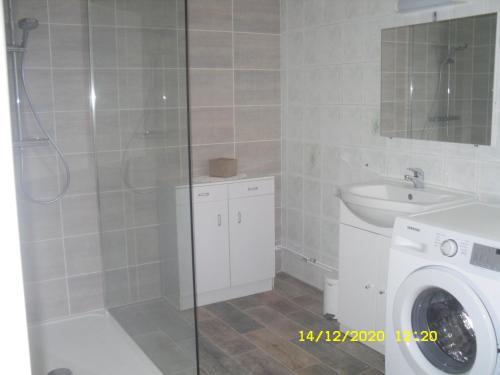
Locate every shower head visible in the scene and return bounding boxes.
[18,18,39,31]
[17,18,39,48]
[443,43,468,64]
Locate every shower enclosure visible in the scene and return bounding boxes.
[3,0,198,374]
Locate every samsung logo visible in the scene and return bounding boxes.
[407,226,421,232]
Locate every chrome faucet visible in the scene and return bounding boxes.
[404,168,425,189]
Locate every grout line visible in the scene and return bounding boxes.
[45,0,72,318]
[189,67,281,71]
[189,28,280,36]
[26,259,165,286]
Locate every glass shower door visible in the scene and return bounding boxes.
[88,0,198,373]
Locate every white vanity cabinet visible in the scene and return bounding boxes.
[191,185,230,294]
[338,201,391,353]
[189,177,275,306]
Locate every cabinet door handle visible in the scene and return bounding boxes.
[198,192,210,197]
[237,212,242,224]
[217,214,222,226]
[379,290,385,295]
[248,186,259,191]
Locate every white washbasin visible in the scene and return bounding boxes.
[339,180,475,228]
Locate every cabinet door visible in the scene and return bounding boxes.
[339,224,382,331]
[193,200,230,294]
[229,195,275,287]
[374,236,391,332]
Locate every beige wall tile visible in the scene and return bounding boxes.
[235,33,280,69]
[115,0,177,28]
[235,106,280,142]
[191,143,235,177]
[236,141,281,177]
[48,0,88,25]
[191,107,234,145]
[188,0,232,31]
[117,28,178,69]
[234,0,280,34]
[189,69,233,107]
[189,31,233,68]
[51,25,90,68]
[235,70,281,106]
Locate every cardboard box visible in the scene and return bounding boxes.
[209,158,237,178]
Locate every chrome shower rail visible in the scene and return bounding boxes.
[7,44,25,53]
[13,137,50,148]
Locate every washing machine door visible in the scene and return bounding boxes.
[393,266,498,375]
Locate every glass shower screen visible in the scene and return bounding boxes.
[88,0,198,373]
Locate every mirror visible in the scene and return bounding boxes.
[380,13,497,145]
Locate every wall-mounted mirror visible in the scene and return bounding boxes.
[380,13,497,145]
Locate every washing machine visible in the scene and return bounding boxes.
[386,203,500,375]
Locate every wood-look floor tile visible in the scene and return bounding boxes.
[253,290,302,315]
[269,297,304,315]
[359,368,384,375]
[246,305,286,324]
[288,309,339,331]
[206,302,263,334]
[292,295,324,316]
[199,275,385,375]
[334,341,385,372]
[198,337,252,375]
[198,318,256,356]
[292,339,370,375]
[235,349,293,375]
[171,367,197,375]
[197,307,215,321]
[254,291,282,304]
[266,317,305,340]
[275,272,293,281]
[246,328,319,370]
[274,278,308,299]
[297,364,341,375]
[229,294,264,310]
[199,318,238,338]
[283,276,323,299]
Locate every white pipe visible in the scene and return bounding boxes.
[276,246,337,273]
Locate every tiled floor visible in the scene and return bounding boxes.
[198,273,385,375]
[112,272,385,375]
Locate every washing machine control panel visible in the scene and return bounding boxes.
[440,239,459,257]
[470,244,500,273]
[433,233,471,259]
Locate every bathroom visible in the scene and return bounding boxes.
[1,0,500,374]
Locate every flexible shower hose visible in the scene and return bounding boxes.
[17,40,71,204]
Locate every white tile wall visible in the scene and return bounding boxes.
[280,0,500,288]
